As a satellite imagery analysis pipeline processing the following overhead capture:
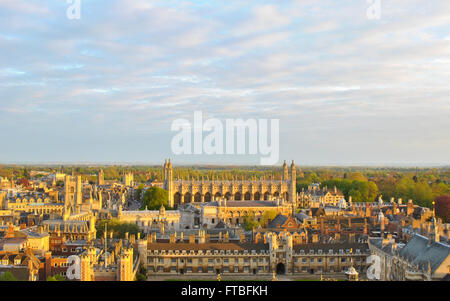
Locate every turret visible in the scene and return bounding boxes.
[290,160,296,203]
[282,160,288,181]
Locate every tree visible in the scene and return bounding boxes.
[23,167,30,179]
[47,274,66,281]
[260,210,278,227]
[243,213,259,231]
[140,187,169,210]
[347,172,368,182]
[135,184,145,201]
[0,272,18,281]
[435,195,450,223]
[96,219,142,239]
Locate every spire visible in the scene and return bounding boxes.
[432,201,439,243]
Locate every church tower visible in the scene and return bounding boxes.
[290,161,296,204]
[97,169,104,186]
[282,160,289,181]
[167,159,173,207]
[117,247,134,281]
[64,175,82,220]
[163,159,168,189]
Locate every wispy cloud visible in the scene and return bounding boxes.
[0,0,449,164]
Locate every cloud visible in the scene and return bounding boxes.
[0,0,449,164]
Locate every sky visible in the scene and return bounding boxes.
[0,0,449,166]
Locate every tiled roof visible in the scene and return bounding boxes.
[399,234,450,274]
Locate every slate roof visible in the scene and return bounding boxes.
[206,201,279,207]
[293,242,370,253]
[268,214,288,228]
[147,242,269,252]
[399,234,450,274]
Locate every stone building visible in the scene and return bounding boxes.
[200,198,294,228]
[123,172,134,187]
[118,205,181,233]
[144,231,370,278]
[97,169,105,186]
[298,184,345,208]
[163,160,297,208]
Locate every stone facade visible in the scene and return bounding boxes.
[163,160,297,208]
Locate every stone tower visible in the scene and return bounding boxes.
[164,159,174,207]
[80,252,94,281]
[64,175,82,219]
[123,172,134,187]
[97,169,105,186]
[290,160,296,204]
[282,160,289,181]
[117,247,134,281]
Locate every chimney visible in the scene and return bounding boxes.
[169,233,176,243]
[223,231,229,243]
[240,233,246,243]
[349,233,355,243]
[334,233,340,242]
[189,234,195,244]
[312,233,318,243]
[198,230,206,244]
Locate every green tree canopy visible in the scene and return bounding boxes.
[0,271,18,281]
[47,274,66,281]
[140,186,169,210]
[96,219,143,239]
